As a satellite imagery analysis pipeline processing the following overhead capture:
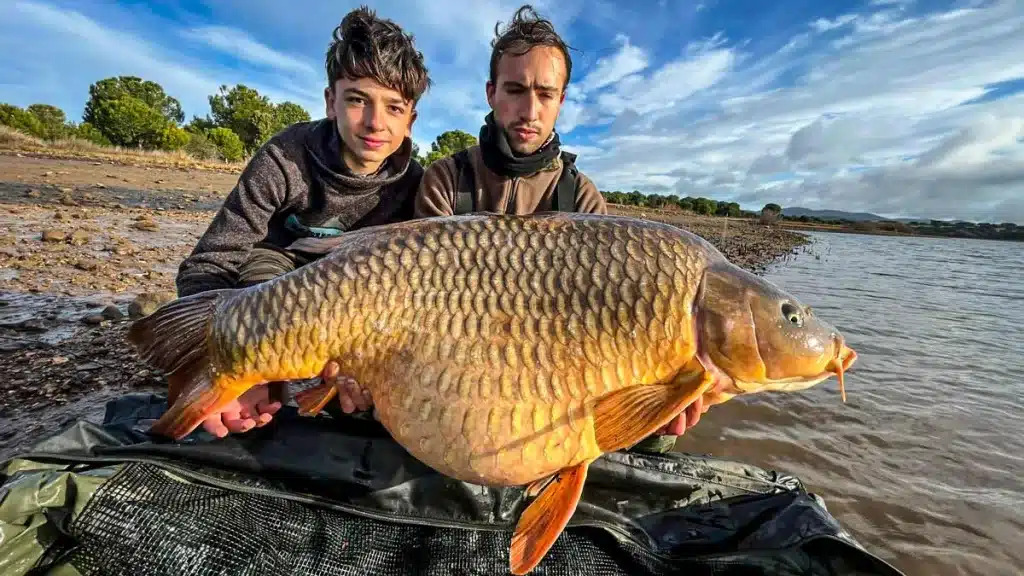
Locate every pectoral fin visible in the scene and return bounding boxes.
[593,371,715,453]
[509,461,589,575]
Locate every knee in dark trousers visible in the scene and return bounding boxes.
[630,434,678,454]
[236,244,311,288]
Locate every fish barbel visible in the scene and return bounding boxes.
[127,212,857,575]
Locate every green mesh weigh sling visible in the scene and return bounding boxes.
[0,393,907,576]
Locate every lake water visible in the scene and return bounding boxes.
[676,231,1024,576]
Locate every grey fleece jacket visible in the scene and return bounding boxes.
[175,119,423,297]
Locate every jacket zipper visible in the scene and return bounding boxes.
[505,177,518,213]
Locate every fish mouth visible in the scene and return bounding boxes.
[728,336,858,399]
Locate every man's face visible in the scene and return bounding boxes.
[325,76,417,174]
[486,46,567,155]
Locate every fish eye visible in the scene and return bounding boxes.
[781,303,803,327]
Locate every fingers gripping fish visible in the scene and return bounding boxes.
[126,213,857,575]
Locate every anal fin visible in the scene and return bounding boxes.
[510,462,589,575]
[594,371,715,453]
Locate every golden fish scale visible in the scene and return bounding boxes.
[210,215,717,485]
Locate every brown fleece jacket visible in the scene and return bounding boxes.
[175,118,423,297]
[414,144,607,217]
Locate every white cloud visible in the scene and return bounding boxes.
[0,0,325,121]
[566,0,1024,223]
[575,34,649,94]
[181,26,319,78]
[589,34,736,117]
[870,0,915,7]
[810,14,858,33]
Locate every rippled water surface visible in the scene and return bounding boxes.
[677,232,1023,576]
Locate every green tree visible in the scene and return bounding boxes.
[184,115,218,135]
[273,101,311,130]
[691,197,717,216]
[646,195,668,209]
[625,190,646,206]
[0,103,45,137]
[423,129,477,165]
[160,125,192,151]
[601,190,627,205]
[73,122,111,146]
[715,201,741,217]
[206,127,245,162]
[760,202,782,224]
[184,130,221,160]
[82,76,184,148]
[26,104,69,139]
[208,84,271,151]
[83,76,184,126]
[87,95,169,149]
[207,84,309,153]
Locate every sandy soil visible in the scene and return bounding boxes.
[0,152,810,459]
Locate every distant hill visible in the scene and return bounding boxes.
[782,207,893,222]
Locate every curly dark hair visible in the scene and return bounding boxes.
[325,6,432,104]
[489,5,574,90]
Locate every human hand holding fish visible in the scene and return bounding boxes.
[318,360,373,414]
[196,361,372,437]
[199,384,282,437]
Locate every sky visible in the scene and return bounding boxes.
[1,0,1022,223]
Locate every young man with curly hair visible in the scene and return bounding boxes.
[172,6,431,438]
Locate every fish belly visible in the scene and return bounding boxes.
[374,377,598,486]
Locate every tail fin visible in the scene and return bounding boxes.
[126,289,230,404]
[126,289,243,440]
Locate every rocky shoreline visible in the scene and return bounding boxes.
[0,153,810,460]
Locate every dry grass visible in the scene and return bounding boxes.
[0,125,246,173]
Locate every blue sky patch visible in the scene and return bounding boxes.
[0,0,1021,223]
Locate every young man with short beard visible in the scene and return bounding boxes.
[171,6,430,438]
[415,5,689,453]
[414,5,607,218]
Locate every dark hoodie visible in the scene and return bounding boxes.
[175,119,423,297]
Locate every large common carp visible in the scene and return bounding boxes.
[128,213,857,575]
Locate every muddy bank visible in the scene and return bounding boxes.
[0,154,810,460]
[0,152,237,211]
[606,203,811,274]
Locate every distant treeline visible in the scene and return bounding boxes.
[0,75,311,163]
[602,194,1022,241]
[599,190,750,217]
[843,219,1023,241]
